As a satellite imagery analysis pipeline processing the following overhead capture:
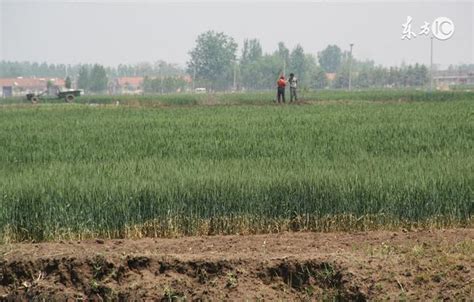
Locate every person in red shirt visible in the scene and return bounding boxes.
[276,75,286,103]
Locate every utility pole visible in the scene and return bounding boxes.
[233,61,237,91]
[192,65,196,92]
[430,36,434,92]
[160,67,164,94]
[349,43,354,90]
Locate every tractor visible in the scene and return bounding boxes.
[26,88,82,104]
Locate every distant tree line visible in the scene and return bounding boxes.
[142,76,188,94]
[76,64,108,92]
[0,60,184,79]
[446,64,474,73]
[0,60,186,93]
[3,30,474,92]
[332,56,430,89]
[186,31,439,91]
[0,61,75,78]
[115,61,184,78]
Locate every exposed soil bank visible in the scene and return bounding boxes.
[1,229,472,300]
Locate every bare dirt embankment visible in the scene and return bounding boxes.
[1,229,473,301]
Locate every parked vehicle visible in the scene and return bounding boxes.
[26,88,82,103]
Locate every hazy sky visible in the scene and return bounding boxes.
[1,0,473,68]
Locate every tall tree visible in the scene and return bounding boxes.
[303,54,319,87]
[77,66,89,90]
[188,31,238,90]
[241,39,262,65]
[418,64,429,86]
[318,45,342,73]
[312,68,328,89]
[240,39,263,89]
[65,76,72,89]
[333,62,350,89]
[89,64,108,92]
[276,42,290,75]
[254,54,282,89]
[355,67,371,88]
[289,44,306,81]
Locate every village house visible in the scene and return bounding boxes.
[0,77,65,97]
[433,72,474,90]
[109,75,192,94]
[109,77,144,95]
[325,73,337,82]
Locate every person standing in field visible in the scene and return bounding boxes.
[289,73,298,102]
[277,75,286,103]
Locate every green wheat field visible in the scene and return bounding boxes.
[0,91,473,242]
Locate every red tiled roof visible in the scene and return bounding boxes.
[325,73,337,81]
[115,76,191,86]
[182,75,192,83]
[51,78,65,86]
[116,77,143,87]
[0,77,65,88]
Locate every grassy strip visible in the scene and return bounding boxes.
[2,89,474,106]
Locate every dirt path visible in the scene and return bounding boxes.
[1,229,473,301]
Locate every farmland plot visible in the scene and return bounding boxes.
[0,99,472,242]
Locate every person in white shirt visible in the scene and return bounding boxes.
[288,73,298,102]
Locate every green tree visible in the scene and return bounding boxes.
[89,64,108,92]
[240,39,263,90]
[318,45,342,73]
[413,64,429,86]
[241,39,262,65]
[154,60,184,77]
[276,42,289,75]
[77,66,90,90]
[65,76,72,89]
[143,76,189,94]
[253,54,282,90]
[289,44,306,83]
[334,66,349,89]
[373,66,388,87]
[136,62,153,76]
[388,67,400,87]
[312,67,328,89]
[356,67,371,88]
[188,31,238,90]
